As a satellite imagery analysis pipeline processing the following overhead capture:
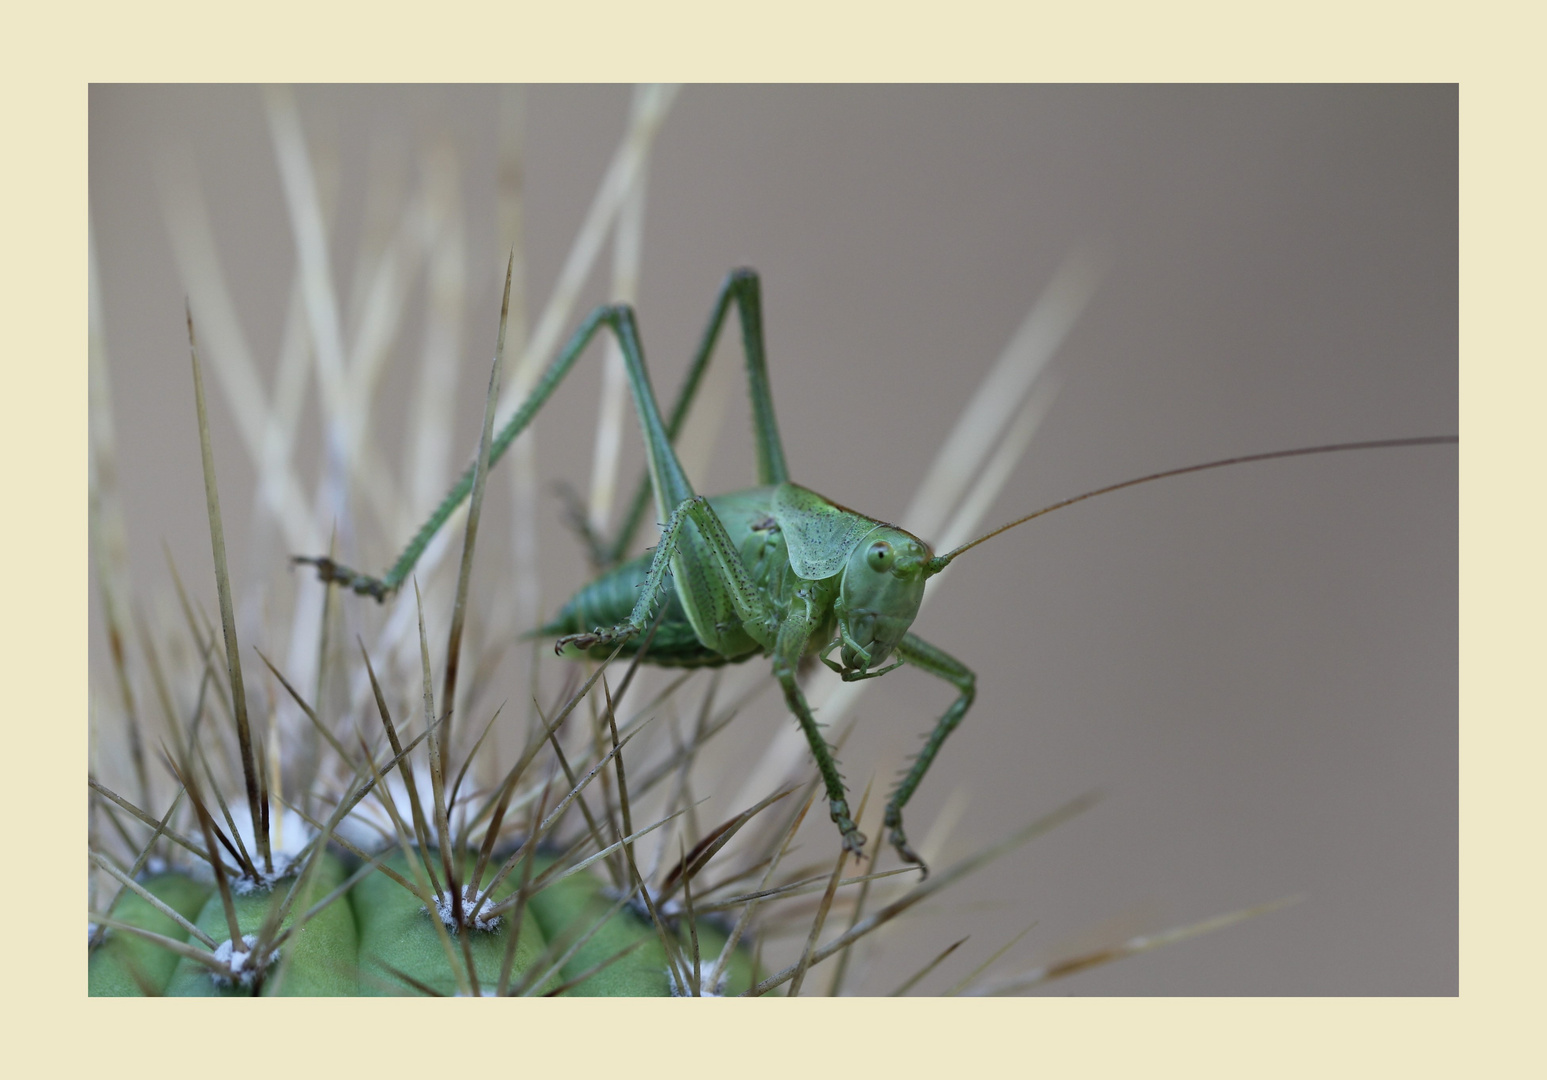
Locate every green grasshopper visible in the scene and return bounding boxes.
[299,268,1454,873]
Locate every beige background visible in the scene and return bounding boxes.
[89,85,1456,994]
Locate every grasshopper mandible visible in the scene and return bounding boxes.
[299,268,1455,874]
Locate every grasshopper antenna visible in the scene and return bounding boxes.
[924,435,1458,575]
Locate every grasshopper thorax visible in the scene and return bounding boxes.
[835,525,931,673]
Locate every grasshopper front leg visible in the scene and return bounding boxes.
[885,633,977,875]
[772,600,866,858]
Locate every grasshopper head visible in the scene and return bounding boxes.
[836,525,932,672]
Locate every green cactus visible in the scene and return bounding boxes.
[88,87,1299,999]
[89,846,757,997]
[89,872,212,996]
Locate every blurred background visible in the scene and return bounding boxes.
[88,85,1456,994]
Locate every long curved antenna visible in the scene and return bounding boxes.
[925,435,1457,574]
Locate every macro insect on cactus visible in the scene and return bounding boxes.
[89,86,1457,995]
[87,248,1099,997]
[87,87,1093,996]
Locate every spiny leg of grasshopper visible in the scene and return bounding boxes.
[297,268,787,597]
[557,495,866,857]
[602,267,788,565]
[772,594,866,858]
[554,267,787,569]
[884,633,976,875]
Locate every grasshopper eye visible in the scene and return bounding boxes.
[866,540,894,572]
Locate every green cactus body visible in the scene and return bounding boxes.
[163,851,358,996]
[350,850,552,996]
[89,849,758,996]
[526,870,755,996]
[88,872,214,996]
[525,871,674,996]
